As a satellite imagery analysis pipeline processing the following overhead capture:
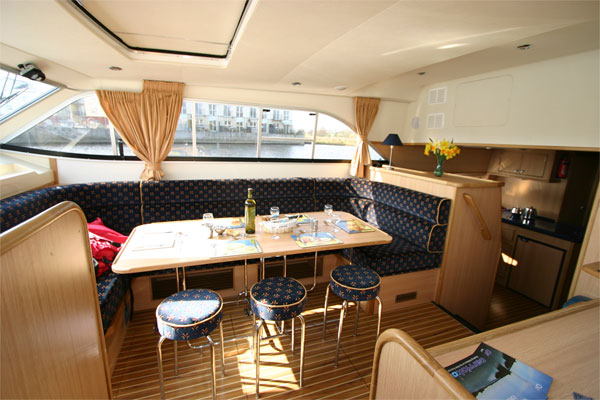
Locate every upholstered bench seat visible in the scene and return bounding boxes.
[351,236,442,277]
[97,271,130,333]
[329,264,381,302]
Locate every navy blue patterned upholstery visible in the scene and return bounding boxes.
[1,176,451,334]
[350,236,442,277]
[97,271,130,333]
[250,276,307,321]
[156,289,223,341]
[330,264,381,302]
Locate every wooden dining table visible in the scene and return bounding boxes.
[112,211,392,290]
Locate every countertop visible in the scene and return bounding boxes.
[501,210,585,243]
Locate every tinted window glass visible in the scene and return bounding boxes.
[0,68,58,122]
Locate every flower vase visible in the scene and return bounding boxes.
[434,155,445,177]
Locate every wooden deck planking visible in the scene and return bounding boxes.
[112,283,473,399]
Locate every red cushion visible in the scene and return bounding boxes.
[88,218,128,244]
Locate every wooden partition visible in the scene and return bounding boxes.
[371,299,599,399]
[370,166,503,329]
[0,202,111,399]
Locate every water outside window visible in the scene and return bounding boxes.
[5,94,382,161]
[6,96,115,155]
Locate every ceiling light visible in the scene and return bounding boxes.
[418,72,426,76]
[517,44,532,50]
[334,86,347,91]
[291,82,302,86]
[437,43,466,50]
[109,66,122,71]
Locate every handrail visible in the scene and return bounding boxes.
[463,193,491,240]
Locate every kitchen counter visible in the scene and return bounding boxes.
[501,210,585,243]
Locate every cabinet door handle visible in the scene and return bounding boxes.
[520,237,529,242]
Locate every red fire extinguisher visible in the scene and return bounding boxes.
[558,158,569,178]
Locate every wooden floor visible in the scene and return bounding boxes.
[485,284,550,331]
[111,283,474,399]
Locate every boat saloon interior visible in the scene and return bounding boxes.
[1,1,599,399]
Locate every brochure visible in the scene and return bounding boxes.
[445,343,552,399]
[291,232,343,248]
[336,219,375,233]
[212,238,262,257]
[224,218,245,228]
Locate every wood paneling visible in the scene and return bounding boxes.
[370,143,492,174]
[0,202,111,399]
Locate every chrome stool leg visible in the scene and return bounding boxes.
[219,321,226,377]
[334,300,348,367]
[375,296,383,337]
[298,314,306,387]
[206,335,217,400]
[291,318,295,355]
[322,284,330,341]
[255,319,264,399]
[353,301,360,336]
[157,336,167,400]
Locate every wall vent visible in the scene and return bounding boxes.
[426,113,445,129]
[428,87,447,104]
[395,292,417,303]
[263,256,323,279]
[151,268,234,300]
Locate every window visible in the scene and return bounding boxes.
[0,68,59,122]
[2,94,384,162]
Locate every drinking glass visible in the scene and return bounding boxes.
[324,204,333,228]
[332,213,341,232]
[203,213,214,237]
[270,206,280,240]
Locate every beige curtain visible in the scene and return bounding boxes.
[97,80,184,181]
[350,97,380,178]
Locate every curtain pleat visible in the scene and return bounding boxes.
[350,97,380,178]
[97,80,184,181]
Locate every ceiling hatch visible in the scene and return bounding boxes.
[69,0,253,64]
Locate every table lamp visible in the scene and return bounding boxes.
[382,133,403,169]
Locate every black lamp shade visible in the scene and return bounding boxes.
[382,133,403,146]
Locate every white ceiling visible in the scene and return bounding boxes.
[0,0,598,102]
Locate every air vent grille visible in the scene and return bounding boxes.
[426,113,445,129]
[151,268,234,300]
[428,87,447,104]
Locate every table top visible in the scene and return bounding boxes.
[429,299,600,399]
[112,211,392,274]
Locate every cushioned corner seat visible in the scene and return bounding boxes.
[97,271,131,333]
[323,264,382,367]
[155,288,225,400]
[250,276,307,321]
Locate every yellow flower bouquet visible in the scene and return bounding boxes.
[424,138,460,176]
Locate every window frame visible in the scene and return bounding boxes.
[1,92,384,163]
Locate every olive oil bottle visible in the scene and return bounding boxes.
[244,188,256,234]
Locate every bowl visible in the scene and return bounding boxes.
[213,225,227,235]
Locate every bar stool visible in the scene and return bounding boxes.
[156,288,225,400]
[250,276,307,398]
[322,264,382,367]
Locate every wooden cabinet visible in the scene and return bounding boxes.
[489,149,555,180]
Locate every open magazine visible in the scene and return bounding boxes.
[445,343,553,400]
[291,232,342,248]
[336,219,375,233]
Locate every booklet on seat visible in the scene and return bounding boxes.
[445,342,552,399]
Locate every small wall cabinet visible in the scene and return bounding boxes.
[489,149,555,180]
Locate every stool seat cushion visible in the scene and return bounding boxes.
[250,276,307,321]
[156,289,223,341]
[330,265,381,302]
